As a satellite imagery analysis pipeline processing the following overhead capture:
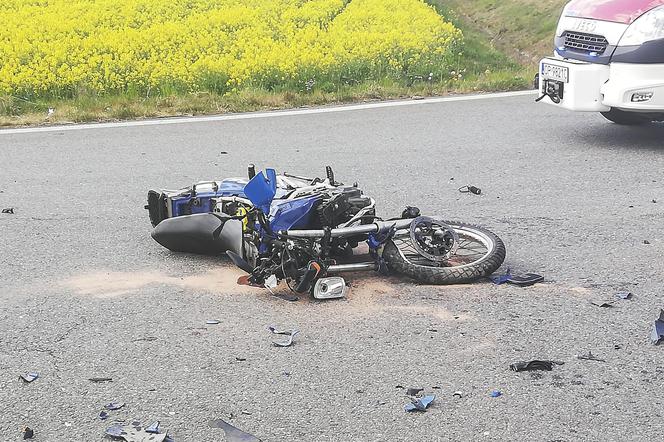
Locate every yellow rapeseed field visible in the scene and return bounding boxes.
[0,0,461,98]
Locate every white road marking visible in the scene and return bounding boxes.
[0,90,537,135]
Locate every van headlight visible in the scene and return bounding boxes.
[619,6,664,46]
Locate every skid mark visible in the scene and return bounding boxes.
[64,266,256,298]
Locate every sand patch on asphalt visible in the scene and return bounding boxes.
[64,266,256,298]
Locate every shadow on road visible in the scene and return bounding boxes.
[575,122,664,151]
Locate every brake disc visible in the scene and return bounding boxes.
[408,216,459,262]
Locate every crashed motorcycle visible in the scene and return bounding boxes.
[146,166,506,299]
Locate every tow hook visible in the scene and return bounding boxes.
[535,79,564,104]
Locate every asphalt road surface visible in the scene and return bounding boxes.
[1,92,663,441]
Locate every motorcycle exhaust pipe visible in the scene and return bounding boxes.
[327,262,377,273]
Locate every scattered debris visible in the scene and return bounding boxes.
[490,390,502,398]
[2,207,15,214]
[89,377,113,383]
[452,391,463,399]
[405,387,424,396]
[235,357,247,362]
[510,360,562,372]
[615,292,632,300]
[105,422,168,442]
[404,395,435,412]
[99,411,109,421]
[643,240,651,245]
[209,418,261,442]
[411,95,424,100]
[614,344,622,350]
[220,151,229,155]
[651,310,664,345]
[269,326,299,347]
[19,372,39,383]
[490,270,543,287]
[22,427,34,439]
[652,199,657,203]
[576,351,606,362]
[272,292,298,302]
[458,185,482,195]
[145,422,160,434]
[105,402,125,411]
[206,320,220,325]
[132,337,158,342]
[590,300,616,308]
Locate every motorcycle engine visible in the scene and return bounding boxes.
[316,187,373,228]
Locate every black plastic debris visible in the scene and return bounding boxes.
[405,387,424,396]
[269,326,299,347]
[206,320,220,325]
[651,310,664,345]
[2,207,14,214]
[490,270,543,287]
[644,240,651,245]
[22,427,34,439]
[590,300,616,308]
[132,336,158,342]
[146,422,160,434]
[576,351,606,362]
[404,395,435,412]
[220,151,229,155]
[458,185,482,195]
[615,292,632,300]
[510,360,562,372]
[209,419,261,442]
[235,357,247,362]
[452,391,463,399]
[20,372,39,383]
[272,292,299,302]
[89,377,113,383]
[105,402,125,411]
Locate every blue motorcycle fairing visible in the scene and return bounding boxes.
[170,178,248,217]
[269,195,320,232]
[244,169,277,214]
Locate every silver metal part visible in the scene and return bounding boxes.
[283,219,413,238]
[327,262,377,273]
[313,277,347,299]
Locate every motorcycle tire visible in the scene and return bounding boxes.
[383,221,506,285]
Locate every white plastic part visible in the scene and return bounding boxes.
[313,277,347,300]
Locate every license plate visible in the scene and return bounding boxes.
[542,63,569,83]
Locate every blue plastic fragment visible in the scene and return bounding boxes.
[651,310,664,345]
[105,402,125,411]
[490,390,502,398]
[146,421,160,434]
[105,424,124,437]
[20,372,39,383]
[490,269,511,285]
[243,169,277,214]
[99,411,109,420]
[404,394,435,412]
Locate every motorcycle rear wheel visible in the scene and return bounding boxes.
[383,221,505,285]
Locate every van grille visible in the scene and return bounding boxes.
[563,31,609,55]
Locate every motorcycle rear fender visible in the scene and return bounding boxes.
[151,213,243,256]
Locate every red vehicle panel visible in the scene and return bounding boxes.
[566,0,664,24]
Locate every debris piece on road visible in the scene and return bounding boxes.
[269,326,299,347]
[404,395,435,412]
[105,402,125,411]
[458,185,482,195]
[132,337,158,342]
[490,270,543,287]
[272,292,299,302]
[510,360,562,372]
[590,299,616,308]
[105,422,168,442]
[615,292,632,300]
[19,372,39,383]
[2,207,15,214]
[22,427,34,439]
[452,391,463,399]
[99,411,110,420]
[650,310,664,345]
[235,357,247,362]
[89,377,113,383]
[209,418,261,442]
[220,151,229,155]
[644,240,651,245]
[405,387,424,396]
[576,351,606,362]
[490,390,502,398]
[146,421,160,434]
[206,320,220,325]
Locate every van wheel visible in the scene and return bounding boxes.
[601,109,651,125]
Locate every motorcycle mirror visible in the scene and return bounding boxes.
[226,250,254,274]
[313,277,347,300]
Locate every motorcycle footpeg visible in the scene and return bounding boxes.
[313,277,347,300]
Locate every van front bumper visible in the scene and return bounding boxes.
[538,57,664,112]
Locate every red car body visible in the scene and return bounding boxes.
[566,0,664,24]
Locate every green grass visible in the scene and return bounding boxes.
[0,1,564,127]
